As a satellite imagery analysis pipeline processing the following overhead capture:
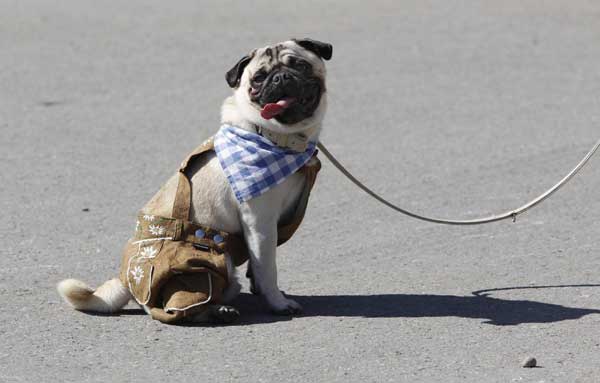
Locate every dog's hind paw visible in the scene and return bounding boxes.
[212,305,240,324]
[188,305,240,324]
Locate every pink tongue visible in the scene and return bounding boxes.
[260,98,294,120]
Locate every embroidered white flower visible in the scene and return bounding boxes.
[142,214,155,222]
[140,245,158,259]
[130,266,144,285]
[148,224,165,236]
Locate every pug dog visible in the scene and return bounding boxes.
[57,38,332,322]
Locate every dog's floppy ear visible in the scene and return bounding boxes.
[225,54,252,88]
[293,38,333,61]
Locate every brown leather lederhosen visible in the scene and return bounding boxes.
[119,136,321,323]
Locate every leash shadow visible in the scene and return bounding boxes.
[231,284,600,326]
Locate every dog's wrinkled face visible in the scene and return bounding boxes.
[225,38,332,130]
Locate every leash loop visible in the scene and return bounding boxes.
[317,138,600,226]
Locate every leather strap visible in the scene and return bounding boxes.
[171,137,216,220]
[180,137,215,172]
[276,155,321,245]
[171,173,191,220]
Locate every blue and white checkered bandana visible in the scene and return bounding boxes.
[214,124,317,203]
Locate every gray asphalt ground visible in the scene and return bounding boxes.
[2,1,600,382]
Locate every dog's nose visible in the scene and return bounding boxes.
[272,72,291,84]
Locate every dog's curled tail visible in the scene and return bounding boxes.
[57,278,131,313]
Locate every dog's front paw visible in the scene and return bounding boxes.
[269,297,303,316]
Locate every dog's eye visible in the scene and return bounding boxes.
[294,60,310,72]
[252,72,267,83]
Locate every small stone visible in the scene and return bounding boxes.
[522,356,537,368]
[82,208,90,212]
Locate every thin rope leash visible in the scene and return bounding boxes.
[316,138,600,225]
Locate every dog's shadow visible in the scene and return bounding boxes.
[229,284,600,326]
